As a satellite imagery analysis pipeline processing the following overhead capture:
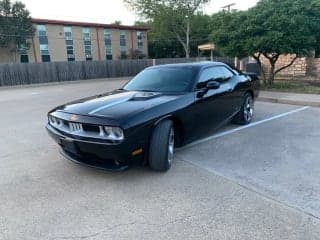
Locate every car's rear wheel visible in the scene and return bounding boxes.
[149,120,174,171]
[233,93,254,125]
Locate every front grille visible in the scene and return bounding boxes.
[49,116,106,139]
[82,124,100,133]
[69,122,83,132]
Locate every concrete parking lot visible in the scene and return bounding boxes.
[0,79,320,240]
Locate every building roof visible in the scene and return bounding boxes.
[32,18,149,31]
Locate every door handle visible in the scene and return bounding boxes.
[227,88,232,92]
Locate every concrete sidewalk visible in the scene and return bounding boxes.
[258,91,320,107]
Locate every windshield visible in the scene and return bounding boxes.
[123,67,196,92]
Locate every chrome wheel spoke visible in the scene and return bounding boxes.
[244,97,253,122]
[244,110,248,120]
[167,128,174,164]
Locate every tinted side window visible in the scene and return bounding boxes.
[198,67,223,84]
[197,67,225,89]
[219,66,234,80]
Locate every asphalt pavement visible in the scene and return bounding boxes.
[0,80,319,240]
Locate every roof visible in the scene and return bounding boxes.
[32,18,149,31]
[149,61,226,70]
[153,61,222,68]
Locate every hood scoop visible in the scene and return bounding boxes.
[131,92,161,101]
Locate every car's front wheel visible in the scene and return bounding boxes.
[149,120,174,171]
[233,93,254,125]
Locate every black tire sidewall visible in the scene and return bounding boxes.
[148,120,173,171]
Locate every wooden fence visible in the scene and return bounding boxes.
[0,57,235,87]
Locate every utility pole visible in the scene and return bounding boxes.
[221,3,236,12]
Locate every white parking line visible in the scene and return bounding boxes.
[180,106,310,150]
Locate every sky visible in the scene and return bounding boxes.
[18,0,258,25]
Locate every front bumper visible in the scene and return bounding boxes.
[46,124,145,171]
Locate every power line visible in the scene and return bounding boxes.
[221,3,236,12]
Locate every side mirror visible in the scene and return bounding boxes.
[206,80,220,90]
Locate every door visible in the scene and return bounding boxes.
[191,66,237,138]
[218,66,242,116]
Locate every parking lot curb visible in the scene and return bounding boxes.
[257,97,320,107]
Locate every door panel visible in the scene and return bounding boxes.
[192,67,233,138]
[218,67,242,117]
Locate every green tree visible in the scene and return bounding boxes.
[189,13,214,57]
[134,13,213,58]
[210,11,249,58]
[210,0,320,84]
[112,20,122,25]
[135,20,184,58]
[0,0,34,62]
[125,0,210,58]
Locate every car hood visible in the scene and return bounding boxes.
[55,90,182,120]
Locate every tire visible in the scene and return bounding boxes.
[149,120,174,171]
[233,93,254,125]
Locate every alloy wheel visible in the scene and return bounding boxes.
[167,128,175,164]
[244,96,254,122]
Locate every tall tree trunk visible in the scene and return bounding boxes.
[315,48,320,58]
[252,53,267,84]
[175,33,188,58]
[185,18,190,59]
[14,50,17,63]
[263,53,280,85]
[269,62,276,85]
[315,38,320,58]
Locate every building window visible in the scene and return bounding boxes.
[37,25,47,36]
[83,28,92,61]
[39,36,48,45]
[40,44,51,62]
[64,26,72,39]
[137,31,143,51]
[37,25,51,62]
[64,26,75,61]
[40,45,49,55]
[41,55,51,62]
[65,40,73,46]
[20,55,29,63]
[104,29,112,60]
[19,44,29,63]
[120,31,127,59]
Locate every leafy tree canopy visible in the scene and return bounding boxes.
[125,0,210,58]
[112,20,122,25]
[210,0,320,84]
[141,13,214,58]
[0,0,34,60]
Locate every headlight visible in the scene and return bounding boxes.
[49,115,62,126]
[103,126,124,141]
[49,115,56,125]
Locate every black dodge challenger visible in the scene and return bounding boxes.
[46,62,259,171]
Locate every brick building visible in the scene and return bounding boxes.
[0,18,149,64]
